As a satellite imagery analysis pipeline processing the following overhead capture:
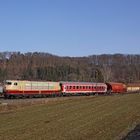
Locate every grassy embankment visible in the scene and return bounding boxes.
[0,94,140,140]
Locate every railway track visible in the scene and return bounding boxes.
[0,92,139,106]
[0,96,64,105]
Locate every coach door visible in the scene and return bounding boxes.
[63,85,66,93]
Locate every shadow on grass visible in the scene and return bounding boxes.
[121,124,140,140]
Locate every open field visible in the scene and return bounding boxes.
[0,94,140,140]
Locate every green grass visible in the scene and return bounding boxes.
[0,94,140,140]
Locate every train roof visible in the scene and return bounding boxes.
[106,82,125,85]
[5,80,59,83]
[60,81,105,85]
[127,83,140,87]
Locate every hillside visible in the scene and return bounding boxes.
[0,52,140,83]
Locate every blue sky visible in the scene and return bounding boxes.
[0,0,140,56]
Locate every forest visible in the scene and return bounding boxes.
[0,52,140,83]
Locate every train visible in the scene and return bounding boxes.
[1,80,140,99]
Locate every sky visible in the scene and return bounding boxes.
[0,0,140,57]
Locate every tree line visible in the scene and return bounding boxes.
[0,52,140,83]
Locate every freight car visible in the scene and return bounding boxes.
[106,82,127,93]
[127,84,140,93]
[3,80,61,98]
[106,83,127,93]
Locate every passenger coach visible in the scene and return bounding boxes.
[60,82,107,95]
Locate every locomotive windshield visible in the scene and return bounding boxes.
[6,82,12,85]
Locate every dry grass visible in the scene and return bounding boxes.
[0,94,140,140]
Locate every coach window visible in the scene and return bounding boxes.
[77,86,79,89]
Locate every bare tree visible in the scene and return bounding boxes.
[100,64,113,82]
